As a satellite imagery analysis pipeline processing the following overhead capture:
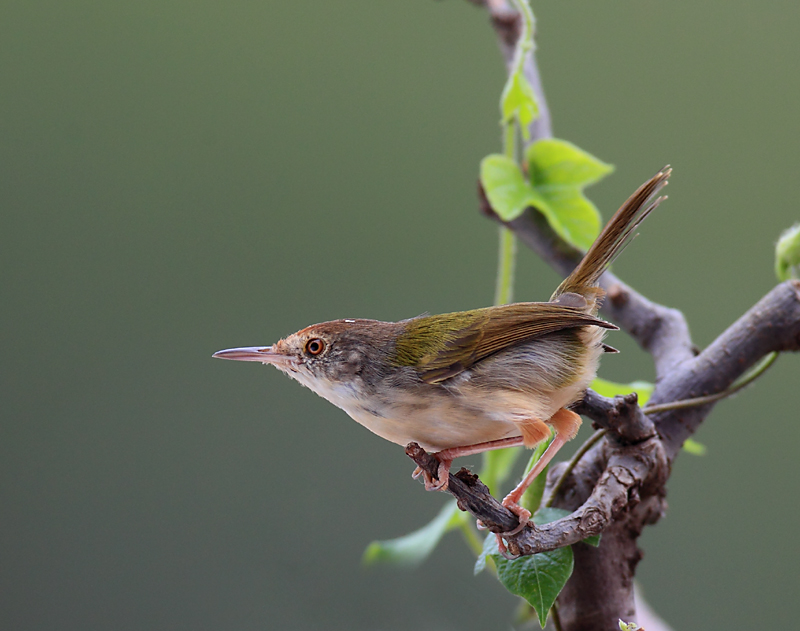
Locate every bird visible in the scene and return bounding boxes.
[214,166,670,548]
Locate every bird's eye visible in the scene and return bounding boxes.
[305,338,325,356]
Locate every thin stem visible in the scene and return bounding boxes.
[643,351,779,415]
[545,429,607,508]
[509,0,535,68]
[494,119,518,307]
[494,227,517,305]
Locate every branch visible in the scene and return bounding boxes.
[513,436,666,557]
[571,389,655,444]
[649,280,800,460]
[406,436,667,557]
[406,442,520,532]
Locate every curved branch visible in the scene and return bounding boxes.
[649,280,800,460]
[406,436,667,557]
[510,436,666,557]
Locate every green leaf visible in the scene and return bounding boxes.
[582,533,601,547]
[363,502,462,567]
[533,187,602,252]
[591,377,654,406]
[775,223,800,281]
[500,70,539,140]
[498,0,537,139]
[476,507,575,627]
[682,437,707,456]
[528,139,614,188]
[474,509,567,575]
[478,533,573,628]
[525,139,613,250]
[480,155,542,222]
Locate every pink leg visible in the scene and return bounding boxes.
[436,435,526,462]
[488,433,571,558]
[502,431,569,508]
[494,409,581,557]
[504,408,581,508]
[412,435,525,491]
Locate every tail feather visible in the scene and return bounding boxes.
[551,166,671,301]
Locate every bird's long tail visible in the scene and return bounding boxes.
[551,166,671,301]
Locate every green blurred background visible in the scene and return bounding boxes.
[2,1,799,629]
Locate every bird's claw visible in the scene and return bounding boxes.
[492,500,532,558]
[411,458,451,491]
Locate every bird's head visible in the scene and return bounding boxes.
[213,319,402,397]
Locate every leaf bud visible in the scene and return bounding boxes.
[775,223,800,281]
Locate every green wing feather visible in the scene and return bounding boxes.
[393,303,617,384]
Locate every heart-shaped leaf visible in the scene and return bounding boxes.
[475,508,576,628]
[532,185,602,252]
[480,141,612,251]
[480,155,543,222]
[526,139,613,250]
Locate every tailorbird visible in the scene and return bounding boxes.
[214,166,670,547]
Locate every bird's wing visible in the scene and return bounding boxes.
[397,303,617,384]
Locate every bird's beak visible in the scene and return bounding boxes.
[212,346,289,367]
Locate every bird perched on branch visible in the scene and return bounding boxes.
[214,167,670,549]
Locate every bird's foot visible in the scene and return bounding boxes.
[492,499,532,559]
[411,456,452,491]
